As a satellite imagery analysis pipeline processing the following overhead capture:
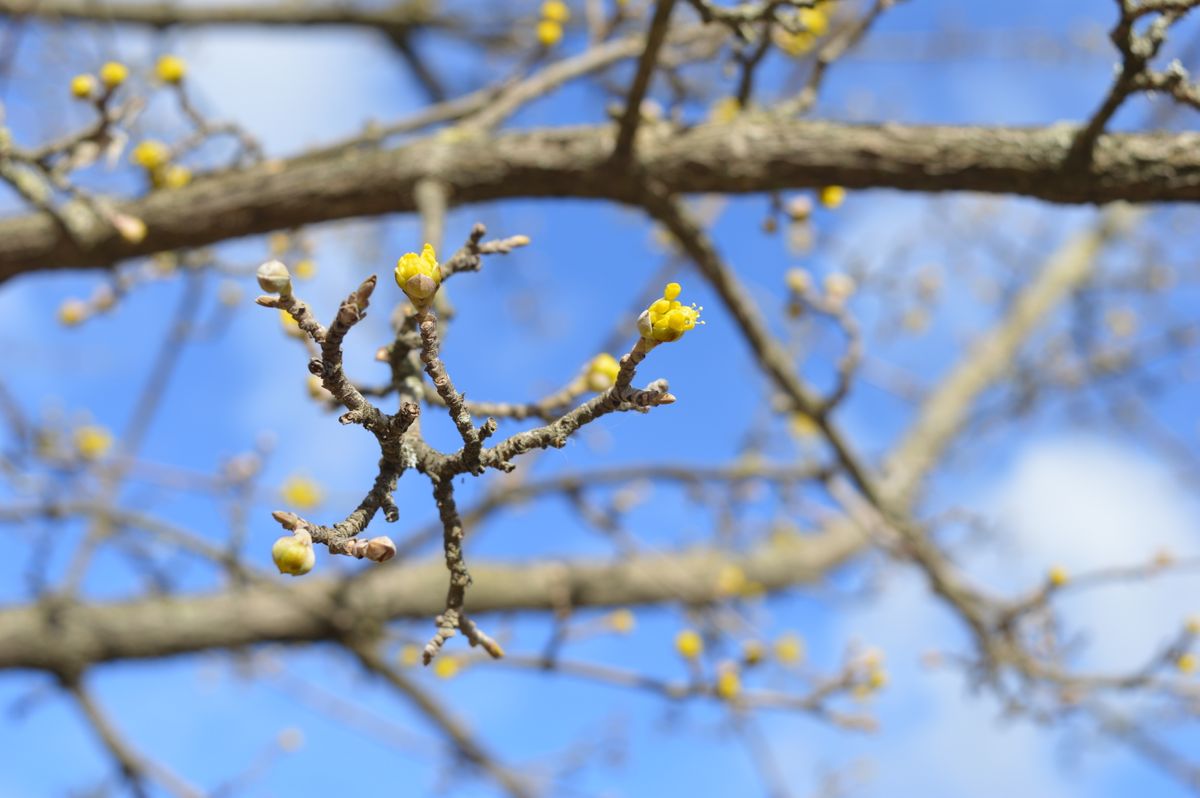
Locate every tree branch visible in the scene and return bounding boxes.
[1,120,1197,281]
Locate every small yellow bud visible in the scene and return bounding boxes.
[1177,653,1197,675]
[798,7,829,36]
[1186,616,1200,636]
[280,475,323,510]
[394,243,441,307]
[775,29,816,56]
[675,629,703,660]
[818,185,846,209]
[536,19,563,47]
[433,656,461,679]
[160,164,191,189]
[399,644,421,667]
[74,425,114,460]
[131,140,169,171]
[99,61,128,89]
[70,74,97,99]
[272,530,315,576]
[541,0,571,22]
[715,666,741,701]
[585,353,621,392]
[607,608,635,634]
[292,259,317,280]
[256,260,293,294]
[155,54,186,84]
[1048,566,1069,588]
[773,632,805,665]
[58,298,88,327]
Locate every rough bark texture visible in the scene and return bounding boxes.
[2,119,1197,282]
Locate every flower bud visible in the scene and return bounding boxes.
[272,529,315,576]
[256,260,293,295]
[365,536,397,563]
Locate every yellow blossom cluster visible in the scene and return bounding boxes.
[637,282,702,343]
[537,0,570,47]
[130,139,192,191]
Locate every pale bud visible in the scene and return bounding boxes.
[257,260,293,295]
[365,536,397,563]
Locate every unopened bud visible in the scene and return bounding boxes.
[112,213,146,244]
[257,260,293,295]
[365,536,396,563]
[272,529,315,576]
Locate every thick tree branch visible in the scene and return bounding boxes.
[0,119,1197,281]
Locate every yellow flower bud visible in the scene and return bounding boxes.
[293,259,317,280]
[160,164,191,190]
[675,629,703,659]
[280,475,323,510]
[1048,566,1069,588]
[536,19,563,47]
[585,353,621,392]
[155,54,186,84]
[394,243,441,307]
[272,530,315,576]
[131,140,169,171]
[742,640,765,666]
[819,185,846,209]
[70,74,96,99]
[433,656,461,679]
[1177,653,1197,675]
[773,632,805,665]
[715,665,741,701]
[541,0,570,22]
[99,61,128,89]
[74,425,114,460]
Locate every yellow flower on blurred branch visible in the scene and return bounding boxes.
[74,425,114,460]
[280,475,323,510]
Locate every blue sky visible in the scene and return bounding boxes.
[1,1,1199,796]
